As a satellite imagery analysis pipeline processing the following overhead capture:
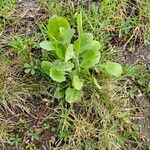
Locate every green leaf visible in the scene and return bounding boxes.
[41,61,52,75]
[77,12,83,36]
[54,87,65,99]
[24,63,31,68]
[55,43,66,59]
[65,44,75,62]
[65,87,83,103]
[30,62,34,67]
[53,60,74,72]
[101,61,123,78]
[33,66,38,69]
[74,33,93,52]
[50,67,66,82]
[80,49,100,69]
[62,28,75,45]
[73,38,80,51]
[59,27,66,37]
[40,41,55,51]
[48,15,70,41]
[93,76,101,89]
[31,69,36,75]
[92,40,101,51]
[0,1,3,7]
[24,68,31,74]
[145,86,150,92]
[72,75,84,90]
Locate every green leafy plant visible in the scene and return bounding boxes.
[29,130,39,142]
[8,133,22,146]
[24,62,37,75]
[40,12,122,103]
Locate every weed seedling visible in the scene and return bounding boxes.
[24,62,37,75]
[29,130,39,142]
[8,133,22,147]
[40,12,123,103]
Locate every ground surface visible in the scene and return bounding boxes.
[117,45,150,149]
[0,0,150,150]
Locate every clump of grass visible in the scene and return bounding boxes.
[0,0,16,18]
[0,0,17,34]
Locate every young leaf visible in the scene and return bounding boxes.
[31,69,36,75]
[53,60,74,72]
[50,67,66,82]
[77,12,83,36]
[100,61,123,78]
[54,87,65,99]
[41,61,52,75]
[92,41,101,51]
[40,41,55,51]
[65,44,75,62]
[30,61,34,67]
[47,15,70,41]
[25,68,31,74]
[72,75,84,90]
[74,33,93,52]
[80,49,100,69]
[24,63,31,68]
[33,66,38,69]
[65,87,83,103]
[62,28,75,45]
[59,27,66,37]
[55,43,66,59]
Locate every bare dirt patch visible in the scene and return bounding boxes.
[115,45,150,150]
[137,93,150,150]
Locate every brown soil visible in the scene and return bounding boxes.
[115,45,150,70]
[132,46,150,150]
[115,45,150,150]
[137,93,150,150]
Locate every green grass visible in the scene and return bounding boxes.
[0,0,17,33]
[0,0,149,149]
